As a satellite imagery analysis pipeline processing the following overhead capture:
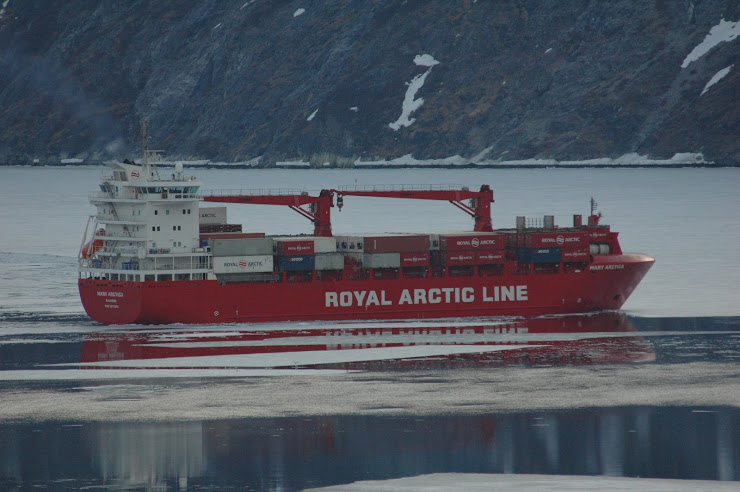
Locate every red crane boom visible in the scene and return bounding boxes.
[200,185,495,236]
[331,185,494,232]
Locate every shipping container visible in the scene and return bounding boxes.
[278,255,315,272]
[198,207,227,225]
[335,236,364,251]
[213,255,273,274]
[363,252,401,269]
[212,238,273,257]
[314,253,344,270]
[275,236,336,254]
[199,223,242,233]
[440,233,505,251]
[312,237,337,253]
[517,248,562,264]
[475,251,506,264]
[400,252,430,267]
[364,235,429,254]
[276,240,314,256]
[529,232,586,248]
[563,247,590,260]
[440,251,476,266]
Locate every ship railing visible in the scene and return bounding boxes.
[95,214,146,224]
[95,246,142,256]
[201,188,304,197]
[337,184,467,193]
[89,191,117,200]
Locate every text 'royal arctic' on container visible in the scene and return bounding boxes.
[213,255,273,274]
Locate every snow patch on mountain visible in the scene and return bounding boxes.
[0,0,10,20]
[682,19,740,68]
[388,55,440,131]
[701,65,733,96]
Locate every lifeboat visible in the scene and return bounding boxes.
[81,228,105,259]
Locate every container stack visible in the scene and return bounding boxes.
[198,206,257,241]
[514,232,589,264]
[336,234,430,269]
[435,233,506,266]
[274,237,342,272]
[211,238,274,274]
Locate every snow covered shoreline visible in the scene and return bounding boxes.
[7,151,723,168]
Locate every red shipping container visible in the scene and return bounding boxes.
[562,247,590,260]
[277,240,314,256]
[529,232,586,248]
[440,234,505,251]
[441,251,476,266]
[400,252,430,267]
[363,235,429,253]
[476,251,506,264]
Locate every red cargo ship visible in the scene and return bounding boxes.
[78,137,653,325]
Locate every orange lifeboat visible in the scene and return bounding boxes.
[81,228,105,259]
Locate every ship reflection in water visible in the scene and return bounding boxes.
[79,312,655,371]
[1,407,736,489]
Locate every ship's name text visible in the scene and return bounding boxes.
[325,286,528,308]
[97,291,123,297]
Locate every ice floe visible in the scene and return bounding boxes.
[304,473,740,492]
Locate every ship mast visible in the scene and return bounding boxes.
[140,119,160,180]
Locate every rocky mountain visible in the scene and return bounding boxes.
[0,0,738,166]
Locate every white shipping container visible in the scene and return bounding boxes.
[314,253,344,270]
[199,207,227,224]
[312,237,337,253]
[213,255,273,274]
[363,253,401,269]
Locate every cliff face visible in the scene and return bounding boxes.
[0,0,738,165]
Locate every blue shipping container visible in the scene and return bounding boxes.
[517,247,561,264]
[278,255,315,272]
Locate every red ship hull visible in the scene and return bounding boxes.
[79,253,653,325]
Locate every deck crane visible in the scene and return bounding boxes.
[201,185,495,237]
[331,185,495,232]
[202,189,336,237]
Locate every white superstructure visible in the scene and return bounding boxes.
[78,152,213,283]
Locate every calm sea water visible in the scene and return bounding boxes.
[0,166,738,490]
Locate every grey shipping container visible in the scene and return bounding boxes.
[314,253,344,270]
[212,238,274,257]
[364,235,429,254]
[363,252,401,268]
